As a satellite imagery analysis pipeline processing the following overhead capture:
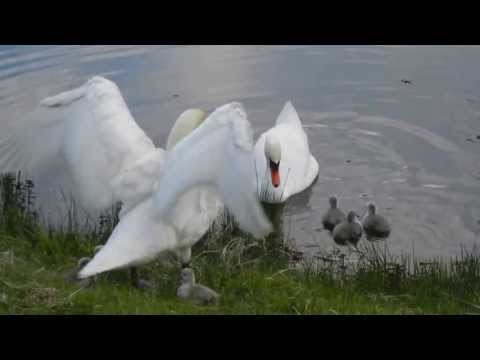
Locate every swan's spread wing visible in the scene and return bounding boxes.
[111,148,166,216]
[78,103,270,279]
[169,187,223,242]
[0,76,157,212]
[154,102,273,238]
[79,187,222,279]
[78,197,177,278]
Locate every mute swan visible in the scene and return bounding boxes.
[0,76,219,287]
[78,103,273,295]
[332,210,363,249]
[254,101,319,203]
[362,202,391,241]
[321,195,347,232]
[0,76,207,217]
[177,268,220,305]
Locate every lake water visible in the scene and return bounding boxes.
[1,45,480,259]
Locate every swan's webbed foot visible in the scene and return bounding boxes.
[177,246,192,269]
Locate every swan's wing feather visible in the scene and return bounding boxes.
[79,187,222,279]
[0,104,66,176]
[111,148,166,215]
[0,76,157,212]
[78,198,177,278]
[154,102,273,238]
[275,101,302,127]
[78,102,271,279]
[217,138,272,236]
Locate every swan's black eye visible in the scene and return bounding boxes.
[269,159,279,171]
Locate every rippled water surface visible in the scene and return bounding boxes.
[1,45,480,259]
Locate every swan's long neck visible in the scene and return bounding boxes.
[166,109,207,151]
[264,134,282,189]
[264,134,281,164]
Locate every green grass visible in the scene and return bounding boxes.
[1,172,480,314]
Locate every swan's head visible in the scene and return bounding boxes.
[166,109,208,151]
[180,268,195,285]
[264,134,282,188]
[367,202,376,215]
[329,195,338,208]
[346,210,358,223]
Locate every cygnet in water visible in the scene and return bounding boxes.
[362,202,391,241]
[332,210,363,248]
[322,195,346,232]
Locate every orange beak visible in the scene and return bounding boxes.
[271,168,280,188]
[269,159,280,188]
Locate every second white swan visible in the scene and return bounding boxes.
[254,101,319,203]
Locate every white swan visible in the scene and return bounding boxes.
[78,102,272,283]
[0,77,273,292]
[0,76,208,218]
[254,101,319,203]
[0,76,228,287]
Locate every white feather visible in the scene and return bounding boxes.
[79,102,273,278]
[1,77,272,280]
[254,101,319,203]
[0,76,161,213]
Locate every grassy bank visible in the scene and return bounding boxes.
[0,173,480,314]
